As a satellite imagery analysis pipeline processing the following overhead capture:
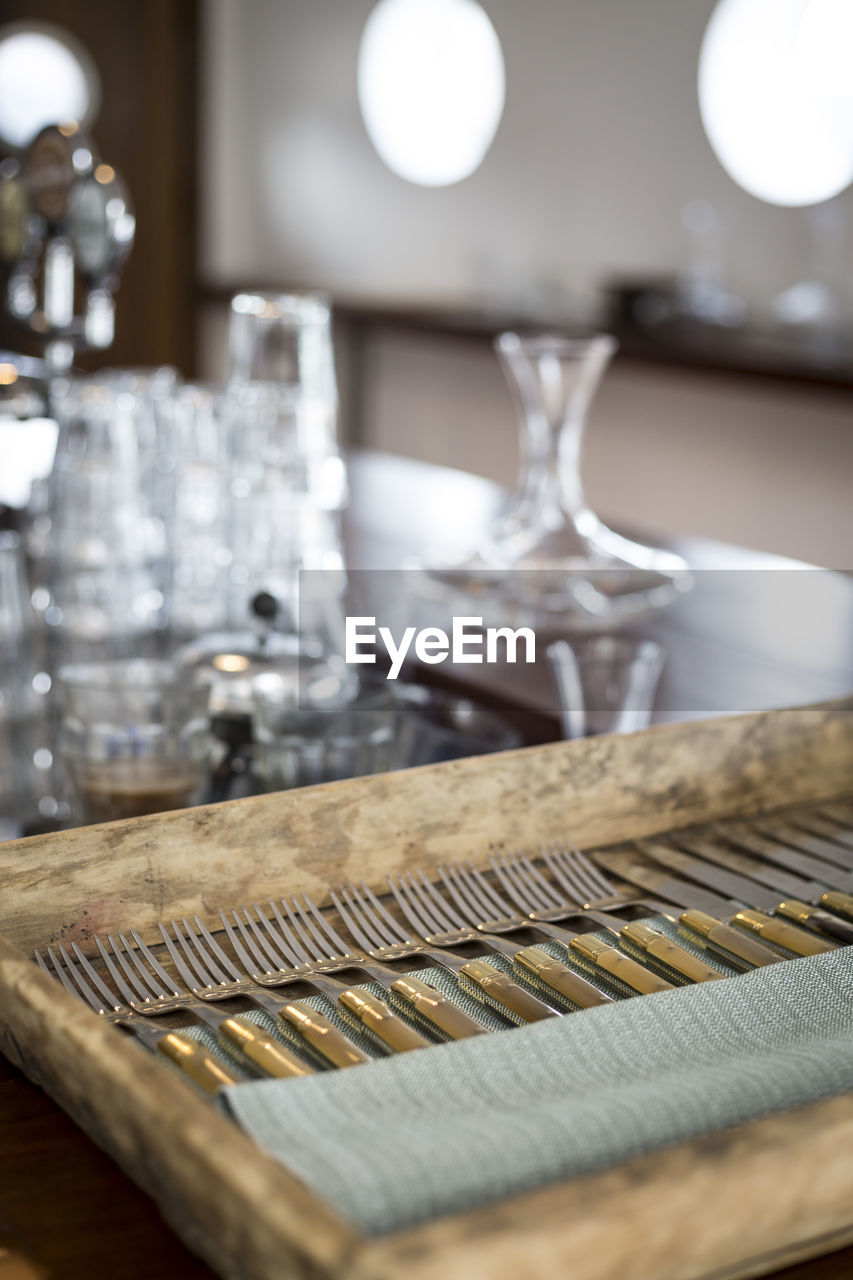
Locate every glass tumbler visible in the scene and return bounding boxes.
[57,659,211,824]
[547,636,666,738]
[252,668,397,790]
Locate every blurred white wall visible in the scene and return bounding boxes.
[200,0,853,321]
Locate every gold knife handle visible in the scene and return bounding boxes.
[620,921,726,983]
[458,958,557,1022]
[732,909,836,956]
[513,946,613,1008]
[568,934,673,994]
[820,890,853,922]
[277,1000,371,1068]
[775,900,853,945]
[155,1031,241,1093]
[679,910,784,967]
[337,988,431,1052]
[218,1017,315,1078]
[390,975,486,1039]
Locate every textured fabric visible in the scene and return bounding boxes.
[222,948,853,1235]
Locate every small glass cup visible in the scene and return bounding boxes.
[57,659,211,823]
[547,636,666,738]
[252,666,397,790]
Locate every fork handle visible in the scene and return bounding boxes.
[567,935,674,994]
[619,921,726,983]
[155,1032,241,1094]
[277,1001,371,1068]
[820,890,853,921]
[731,909,836,956]
[390,976,487,1039]
[458,959,558,1023]
[679,910,784,968]
[513,947,613,1008]
[775,900,853,945]
[218,1017,315,1078]
[337,988,432,1052]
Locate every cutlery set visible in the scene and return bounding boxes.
[35,801,853,1095]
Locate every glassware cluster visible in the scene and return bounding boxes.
[1,311,687,837]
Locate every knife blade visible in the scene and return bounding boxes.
[748,819,853,874]
[708,822,853,889]
[593,852,787,969]
[635,839,849,948]
[784,812,853,854]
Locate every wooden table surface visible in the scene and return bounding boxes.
[3,450,852,1279]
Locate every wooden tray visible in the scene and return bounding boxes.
[1,698,852,1280]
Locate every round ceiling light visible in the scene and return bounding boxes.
[357,0,505,187]
[698,0,853,206]
[0,22,100,150]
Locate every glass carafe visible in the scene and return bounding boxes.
[428,332,690,627]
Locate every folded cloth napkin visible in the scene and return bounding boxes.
[222,948,853,1236]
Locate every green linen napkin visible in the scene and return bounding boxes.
[222,948,853,1236]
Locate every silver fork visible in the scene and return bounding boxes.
[35,943,241,1094]
[211,903,435,1055]
[332,879,575,1022]
[430,860,675,997]
[223,894,486,1044]
[549,844,786,973]
[155,914,379,1066]
[487,849,726,985]
[92,928,315,1079]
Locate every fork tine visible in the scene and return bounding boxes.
[388,873,439,937]
[95,936,139,1005]
[246,903,300,970]
[417,870,468,930]
[70,942,125,1011]
[102,933,160,1002]
[41,946,83,1002]
[440,862,499,924]
[276,898,325,963]
[547,846,616,901]
[462,860,520,916]
[491,853,562,913]
[219,909,265,975]
[265,900,313,966]
[542,846,602,904]
[115,930,171,999]
[190,916,245,982]
[303,893,354,958]
[333,884,395,950]
[179,918,232,985]
[128,928,183,995]
[53,943,111,1013]
[158,919,209,990]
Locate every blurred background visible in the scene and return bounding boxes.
[2,0,852,566]
[1,0,852,841]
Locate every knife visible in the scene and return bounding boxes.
[705,824,853,893]
[747,818,853,874]
[594,852,787,969]
[783,811,853,854]
[635,839,849,948]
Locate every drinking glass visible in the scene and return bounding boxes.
[0,532,47,834]
[224,292,348,626]
[153,383,232,639]
[547,636,666,738]
[57,659,211,823]
[252,668,397,790]
[39,379,167,661]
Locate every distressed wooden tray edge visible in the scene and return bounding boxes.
[1,698,851,1280]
